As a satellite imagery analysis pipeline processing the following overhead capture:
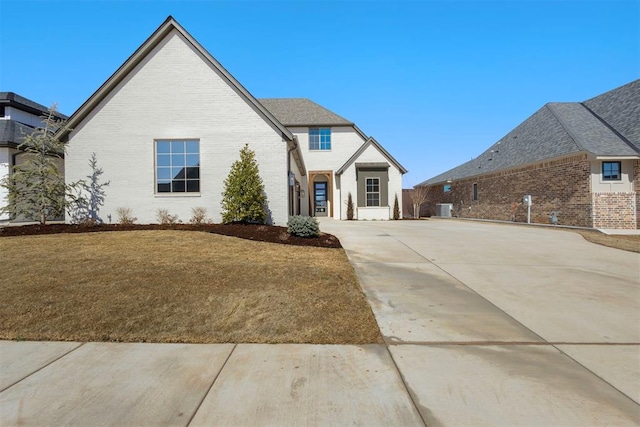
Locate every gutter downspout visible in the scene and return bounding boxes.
[287,136,299,216]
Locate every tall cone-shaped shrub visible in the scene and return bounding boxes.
[346,192,354,220]
[393,193,400,220]
[221,144,267,224]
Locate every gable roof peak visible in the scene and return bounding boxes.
[58,16,293,143]
[336,136,408,175]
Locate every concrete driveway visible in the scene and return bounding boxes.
[321,218,640,426]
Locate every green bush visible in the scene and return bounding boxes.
[287,215,320,238]
[221,144,267,224]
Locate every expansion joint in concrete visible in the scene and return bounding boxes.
[186,343,237,426]
[0,342,85,393]
[384,345,429,427]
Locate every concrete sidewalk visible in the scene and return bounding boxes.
[1,219,639,426]
[0,342,423,426]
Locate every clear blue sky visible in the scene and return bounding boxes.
[1,0,638,187]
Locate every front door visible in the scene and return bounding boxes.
[314,182,328,217]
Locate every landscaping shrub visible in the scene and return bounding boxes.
[346,192,354,220]
[221,144,267,224]
[189,206,210,224]
[156,209,179,224]
[287,215,320,238]
[393,194,400,220]
[116,207,137,225]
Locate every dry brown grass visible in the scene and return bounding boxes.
[573,230,640,253]
[438,218,640,253]
[0,231,382,344]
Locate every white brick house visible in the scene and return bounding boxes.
[60,16,406,225]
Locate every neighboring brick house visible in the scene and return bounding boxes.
[59,16,406,225]
[0,93,67,222]
[416,80,640,229]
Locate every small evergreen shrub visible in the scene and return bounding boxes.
[157,208,179,224]
[221,144,267,224]
[116,207,137,225]
[189,206,210,224]
[287,215,320,238]
[346,192,354,220]
[393,194,400,220]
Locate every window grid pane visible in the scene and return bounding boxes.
[156,140,200,193]
[602,161,621,181]
[366,178,380,207]
[309,128,331,150]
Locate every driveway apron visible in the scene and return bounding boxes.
[321,219,640,426]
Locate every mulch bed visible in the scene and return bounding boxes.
[0,223,342,248]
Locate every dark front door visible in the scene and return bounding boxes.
[314,182,328,217]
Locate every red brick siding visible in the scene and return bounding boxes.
[592,192,636,229]
[635,160,640,229]
[422,155,594,227]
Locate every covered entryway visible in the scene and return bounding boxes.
[308,171,333,218]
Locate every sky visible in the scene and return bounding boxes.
[1,0,638,187]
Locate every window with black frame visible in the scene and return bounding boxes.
[156,140,200,193]
[602,161,621,181]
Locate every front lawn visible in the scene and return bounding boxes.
[0,231,382,344]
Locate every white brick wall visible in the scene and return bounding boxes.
[66,30,290,225]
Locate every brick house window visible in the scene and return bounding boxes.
[472,183,478,201]
[309,128,331,150]
[366,178,380,206]
[156,139,200,193]
[602,161,621,181]
[443,184,451,193]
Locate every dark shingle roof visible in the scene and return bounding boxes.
[417,80,640,186]
[0,93,69,148]
[258,98,353,126]
[0,120,36,147]
[0,92,67,119]
[583,79,640,151]
[548,102,637,156]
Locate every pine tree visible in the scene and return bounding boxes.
[221,144,267,224]
[0,105,81,224]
